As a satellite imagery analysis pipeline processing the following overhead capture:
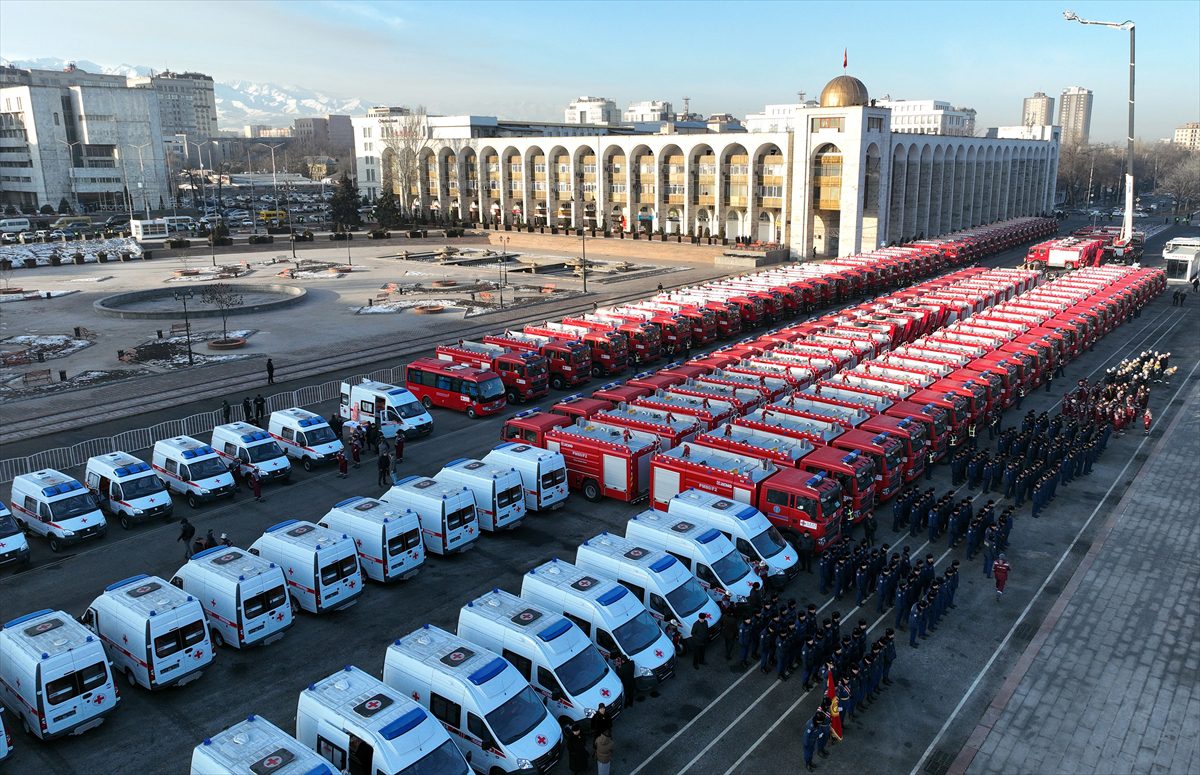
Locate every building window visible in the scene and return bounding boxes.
[533,181,546,191]
[609,183,626,193]
[363,141,373,152]
[868,117,884,132]
[666,184,686,196]
[757,185,783,198]
[811,117,844,132]
[728,164,749,175]
[533,163,547,173]
[555,182,571,193]
[53,112,60,126]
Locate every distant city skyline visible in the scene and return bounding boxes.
[1,0,1196,142]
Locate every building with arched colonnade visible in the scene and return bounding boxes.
[353,75,1058,259]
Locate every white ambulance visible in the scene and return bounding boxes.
[152,436,236,509]
[380,476,479,556]
[436,458,526,532]
[85,451,174,530]
[268,408,344,471]
[171,546,293,649]
[667,489,799,586]
[0,502,31,572]
[296,665,470,775]
[339,379,434,440]
[482,442,569,512]
[9,469,107,553]
[457,589,624,726]
[626,510,756,602]
[520,559,675,690]
[211,422,292,485]
[575,532,721,634]
[81,573,213,691]
[191,714,337,775]
[318,497,424,583]
[0,609,118,739]
[249,520,364,614]
[384,625,563,775]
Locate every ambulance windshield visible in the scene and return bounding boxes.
[557,644,608,696]
[712,550,751,586]
[666,577,710,618]
[49,493,98,520]
[485,685,546,746]
[303,425,338,445]
[390,402,427,420]
[246,441,284,463]
[398,740,469,775]
[187,457,227,480]
[614,610,662,656]
[121,474,164,500]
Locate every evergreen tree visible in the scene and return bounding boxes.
[330,173,362,229]
[57,197,73,215]
[374,189,403,229]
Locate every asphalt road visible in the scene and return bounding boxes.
[1,219,1194,774]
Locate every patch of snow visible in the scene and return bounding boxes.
[0,289,78,302]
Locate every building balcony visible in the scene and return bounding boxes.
[727,196,748,207]
[609,193,627,204]
[756,197,784,209]
[696,195,716,206]
[666,194,685,205]
[816,198,841,211]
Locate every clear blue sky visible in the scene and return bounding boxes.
[2,0,1196,141]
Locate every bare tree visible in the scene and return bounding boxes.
[1157,152,1200,213]
[379,107,432,214]
[199,283,244,343]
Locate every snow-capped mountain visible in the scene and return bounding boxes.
[0,56,375,128]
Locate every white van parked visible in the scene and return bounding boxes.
[171,546,293,650]
[339,379,434,440]
[85,451,174,530]
[521,559,675,690]
[0,502,31,572]
[268,408,344,471]
[575,532,721,635]
[482,442,569,512]
[626,510,757,602]
[191,714,336,775]
[9,469,107,553]
[436,458,526,532]
[0,218,31,234]
[384,625,563,775]
[667,489,798,586]
[211,422,292,485]
[458,588,624,727]
[318,497,424,583]
[152,436,236,509]
[0,609,118,739]
[81,574,213,691]
[297,665,470,775]
[380,476,479,556]
[249,520,364,614]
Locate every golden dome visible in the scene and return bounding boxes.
[819,75,869,108]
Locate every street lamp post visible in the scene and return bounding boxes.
[115,148,136,225]
[56,139,83,214]
[129,142,154,219]
[580,232,588,294]
[173,289,196,366]
[1063,10,1135,243]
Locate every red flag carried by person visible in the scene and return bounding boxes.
[825,671,843,740]
[843,48,848,71]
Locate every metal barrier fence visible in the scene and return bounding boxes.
[0,366,408,486]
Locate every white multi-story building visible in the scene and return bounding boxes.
[623,100,673,123]
[1059,87,1093,146]
[127,70,218,145]
[1022,92,1055,127]
[986,125,1062,142]
[0,64,169,213]
[355,75,1058,258]
[1173,122,1200,150]
[564,97,618,126]
[876,99,976,137]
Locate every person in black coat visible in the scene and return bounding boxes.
[566,724,589,774]
[242,397,253,423]
[614,654,638,707]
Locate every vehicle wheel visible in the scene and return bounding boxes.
[421,396,433,409]
[21,714,32,737]
[506,389,518,404]
[125,667,138,690]
[48,536,62,553]
[119,515,132,531]
[466,407,477,419]
[210,629,225,650]
[582,479,602,502]
[551,376,565,391]
[302,458,313,472]
[282,474,291,484]
[592,365,602,377]
[290,595,301,615]
[187,494,200,509]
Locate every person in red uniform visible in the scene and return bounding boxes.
[993,554,1011,600]
[1143,409,1152,436]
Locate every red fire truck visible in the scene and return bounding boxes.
[483,330,592,390]
[544,418,660,502]
[501,409,570,446]
[1025,237,1105,271]
[606,305,694,355]
[693,422,819,468]
[591,380,652,405]
[435,340,549,403]
[404,358,506,418]
[523,321,628,377]
[857,413,928,482]
[643,300,720,344]
[593,403,702,449]
[797,445,876,523]
[548,394,613,421]
[829,429,905,502]
[561,314,662,365]
[648,444,845,552]
[632,391,736,431]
